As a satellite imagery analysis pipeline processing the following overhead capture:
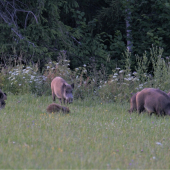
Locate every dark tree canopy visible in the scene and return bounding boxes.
[0,0,170,73]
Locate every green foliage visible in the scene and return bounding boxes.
[98,46,170,102]
[1,0,170,74]
[1,45,170,103]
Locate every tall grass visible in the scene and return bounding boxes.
[0,94,170,169]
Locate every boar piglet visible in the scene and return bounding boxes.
[46,103,70,113]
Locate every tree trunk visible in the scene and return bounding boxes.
[126,0,133,52]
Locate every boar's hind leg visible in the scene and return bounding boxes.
[137,105,145,114]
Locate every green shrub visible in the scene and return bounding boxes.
[98,46,170,102]
[1,46,170,101]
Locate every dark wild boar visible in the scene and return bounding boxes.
[0,89,7,109]
[46,103,70,113]
[129,93,138,113]
[136,88,170,116]
[51,77,74,104]
[129,88,170,114]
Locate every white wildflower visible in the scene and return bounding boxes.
[114,73,118,76]
[124,77,133,81]
[156,142,163,146]
[133,78,139,81]
[42,76,47,81]
[31,76,35,80]
[119,70,124,73]
[126,74,131,77]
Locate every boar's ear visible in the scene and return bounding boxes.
[0,92,3,99]
[63,83,66,89]
[4,93,7,96]
[71,83,74,89]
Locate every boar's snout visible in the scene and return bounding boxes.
[67,97,73,104]
[167,110,170,116]
[0,100,6,109]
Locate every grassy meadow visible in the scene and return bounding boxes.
[0,93,170,169]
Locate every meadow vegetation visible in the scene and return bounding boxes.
[0,94,170,169]
[0,46,170,168]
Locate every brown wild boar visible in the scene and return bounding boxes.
[136,88,170,116]
[129,88,170,114]
[51,77,74,104]
[167,92,170,97]
[0,89,7,109]
[46,103,70,113]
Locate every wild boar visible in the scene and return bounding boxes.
[136,88,170,116]
[0,89,7,109]
[46,103,70,113]
[51,77,74,104]
[129,88,168,114]
[129,93,138,113]
[167,91,170,97]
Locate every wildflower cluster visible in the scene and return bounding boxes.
[2,65,48,95]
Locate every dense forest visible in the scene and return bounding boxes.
[0,0,170,74]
